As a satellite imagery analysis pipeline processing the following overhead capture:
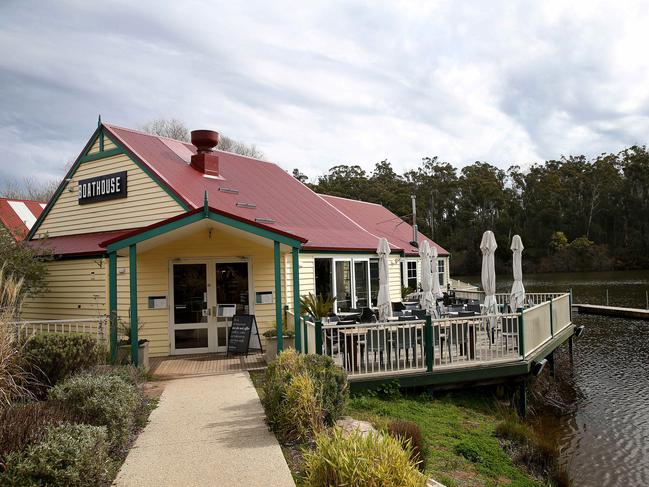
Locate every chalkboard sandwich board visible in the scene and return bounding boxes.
[227,314,263,356]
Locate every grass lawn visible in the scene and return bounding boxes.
[347,391,544,487]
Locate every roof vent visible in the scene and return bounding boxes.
[255,217,276,224]
[218,187,239,194]
[236,202,257,209]
[190,130,220,177]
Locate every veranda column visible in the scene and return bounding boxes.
[274,241,284,352]
[129,244,139,365]
[292,247,301,352]
[109,251,118,363]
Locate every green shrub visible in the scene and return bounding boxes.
[24,333,102,392]
[387,419,426,471]
[2,423,109,487]
[262,349,348,442]
[0,400,80,463]
[49,372,139,452]
[303,429,427,487]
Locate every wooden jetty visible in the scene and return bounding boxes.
[573,304,649,320]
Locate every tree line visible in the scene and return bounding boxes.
[296,146,649,275]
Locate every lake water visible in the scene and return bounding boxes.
[458,270,649,487]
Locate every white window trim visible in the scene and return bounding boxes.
[327,257,372,313]
[401,258,419,289]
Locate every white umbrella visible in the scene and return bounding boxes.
[419,240,435,315]
[510,235,526,311]
[431,244,444,299]
[376,238,393,322]
[480,230,498,317]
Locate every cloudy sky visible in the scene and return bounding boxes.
[1,0,649,186]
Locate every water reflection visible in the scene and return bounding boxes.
[458,270,649,486]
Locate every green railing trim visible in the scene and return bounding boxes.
[292,247,301,352]
[303,318,309,353]
[425,314,433,372]
[518,309,525,359]
[549,298,554,337]
[314,320,323,355]
[109,251,117,364]
[274,241,283,353]
[129,244,139,365]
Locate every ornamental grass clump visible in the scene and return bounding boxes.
[2,423,109,487]
[303,428,427,487]
[262,349,348,443]
[49,372,140,452]
[0,267,34,408]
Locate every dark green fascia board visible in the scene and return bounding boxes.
[102,130,191,211]
[106,209,303,253]
[28,125,103,240]
[349,361,530,391]
[79,147,123,163]
[207,212,302,248]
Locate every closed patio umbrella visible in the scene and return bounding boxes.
[510,235,526,311]
[431,244,444,299]
[419,240,435,315]
[480,230,498,316]
[377,238,393,322]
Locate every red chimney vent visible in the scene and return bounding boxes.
[190,130,221,177]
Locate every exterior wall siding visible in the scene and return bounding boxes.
[21,259,107,321]
[36,154,184,237]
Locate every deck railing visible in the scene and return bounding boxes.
[453,289,567,308]
[303,292,572,379]
[8,317,108,343]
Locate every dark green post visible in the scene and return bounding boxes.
[315,319,323,355]
[274,241,283,353]
[425,314,433,372]
[549,298,554,337]
[518,309,525,359]
[129,244,139,366]
[569,288,573,323]
[518,380,527,418]
[109,251,118,364]
[303,318,309,353]
[292,247,301,352]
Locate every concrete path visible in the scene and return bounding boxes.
[114,372,295,487]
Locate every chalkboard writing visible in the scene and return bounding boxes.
[227,315,263,356]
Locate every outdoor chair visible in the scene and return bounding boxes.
[359,307,377,323]
[412,309,427,320]
[366,328,390,368]
[323,314,341,356]
[391,325,419,365]
[466,303,481,314]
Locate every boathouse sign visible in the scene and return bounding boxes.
[78,171,127,204]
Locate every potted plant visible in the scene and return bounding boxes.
[263,325,295,363]
[116,316,150,371]
[299,293,335,320]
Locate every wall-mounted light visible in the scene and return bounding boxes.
[531,359,547,376]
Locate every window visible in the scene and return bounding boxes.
[437,258,445,287]
[315,258,333,299]
[335,260,352,311]
[406,260,418,290]
[354,260,369,308]
[369,259,379,307]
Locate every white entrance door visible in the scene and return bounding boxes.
[170,258,252,355]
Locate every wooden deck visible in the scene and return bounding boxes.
[149,353,266,379]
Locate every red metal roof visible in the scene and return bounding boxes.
[0,198,46,240]
[26,230,133,256]
[320,195,449,256]
[104,124,384,251]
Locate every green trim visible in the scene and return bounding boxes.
[303,318,309,352]
[129,244,139,365]
[109,252,117,364]
[549,299,554,337]
[315,319,323,355]
[103,130,191,211]
[274,241,283,353]
[106,209,303,253]
[106,213,204,252]
[518,310,525,358]
[208,213,302,248]
[425,315,433,372]
[28,125,102,239]
[79,147,123,163]
[99,129,105,152]
[292,247,301,352]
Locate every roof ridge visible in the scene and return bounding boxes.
[319,193,385,208]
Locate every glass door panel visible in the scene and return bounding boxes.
[354,260,369,308]
[172,263,209,353]
[335,260,352,312]
[214,261,250,351]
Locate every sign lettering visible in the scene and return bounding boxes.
[78,171,127,204]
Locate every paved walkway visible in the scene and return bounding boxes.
[114,373,295,487]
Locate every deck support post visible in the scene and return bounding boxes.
[568,335,574,361]
[425,314,433,372]
[314,319,322,355]
[518,380,527,418]
[274,241,283,353]
[292,247,301,352]
[109,251,117,364]
[548,351,556,377]
[129,244,139,366]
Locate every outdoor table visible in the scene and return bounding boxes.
[337,311,361,321]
